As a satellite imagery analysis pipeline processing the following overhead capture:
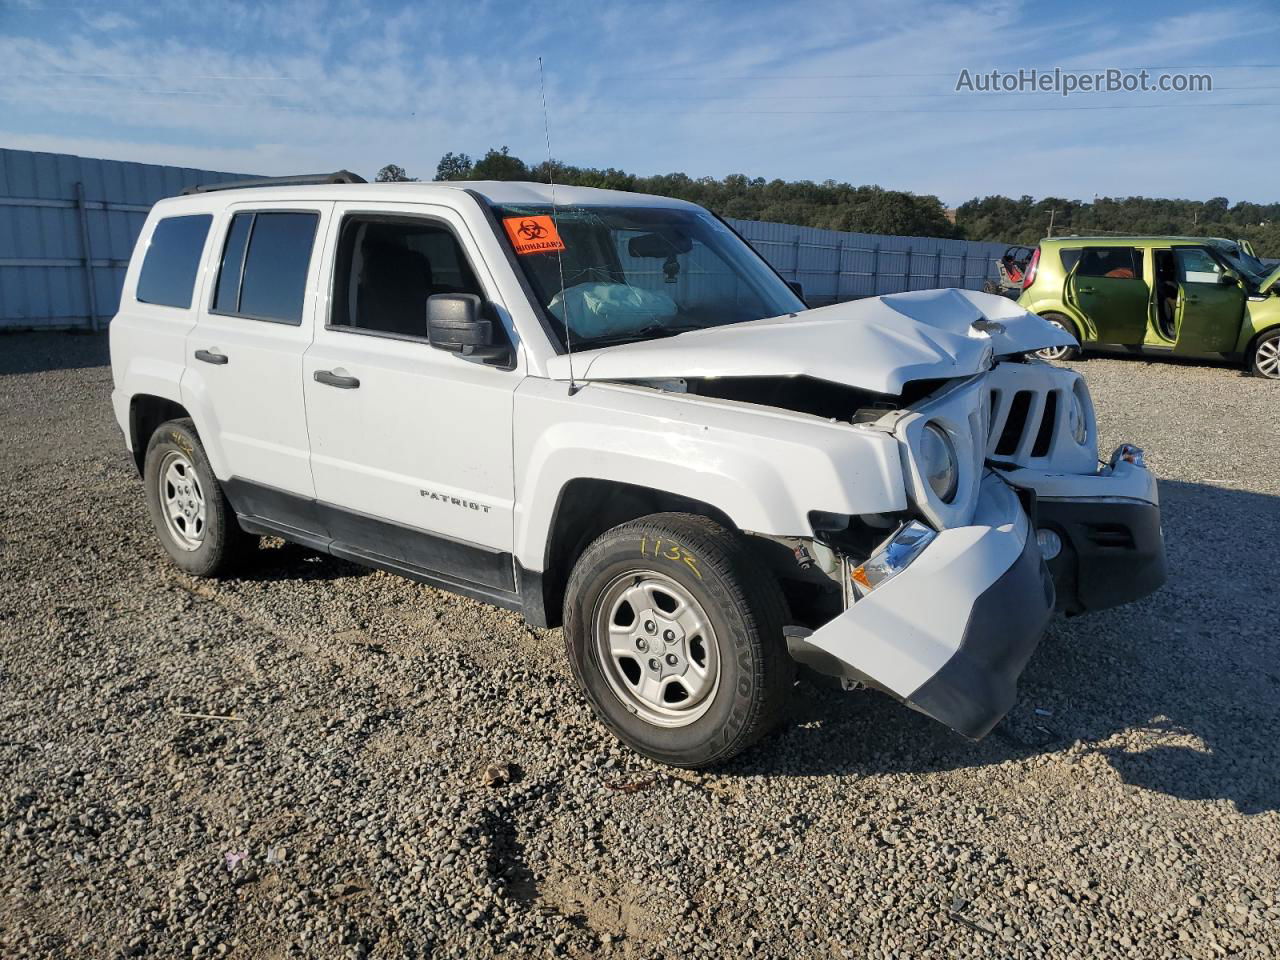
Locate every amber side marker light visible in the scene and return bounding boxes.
[850,521,937,598]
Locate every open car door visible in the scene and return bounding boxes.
[1066,246,1149,345]
[1171,247,1247,355]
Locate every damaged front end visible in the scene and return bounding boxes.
[779,357,1165,741]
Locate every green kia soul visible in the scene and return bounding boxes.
[1017,236,1280,378]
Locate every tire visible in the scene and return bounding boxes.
[562,513,792,768]
[1033,313,1082,362]
[1248,328,1280,379]
[142,418,254,577]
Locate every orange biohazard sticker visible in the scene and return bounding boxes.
[503,215,565,255]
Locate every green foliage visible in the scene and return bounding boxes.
[432,146,956,238]
[434,151,473,181]
[428,146,1279,256]
[955,194,1280,256]
[374,163,417,182]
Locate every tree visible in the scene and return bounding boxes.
[427,146,1280,255]
[470,146,528,181]
[434,151,473,181]
[375,163,417,182]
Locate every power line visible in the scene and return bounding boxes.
[600,85,1280,102]
[582,101,1271,115]
[599,64,1280,82]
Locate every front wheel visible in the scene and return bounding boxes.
[1248,328,1280,379]
[563,513,792,768]
[1034,314,1082,362]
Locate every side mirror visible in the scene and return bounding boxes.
[787,280,806,302]
[1219,273,1240,286]
[426,293,510,364]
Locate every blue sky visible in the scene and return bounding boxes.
[1,0,1277,204]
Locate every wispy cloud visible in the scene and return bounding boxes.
[0,0,1275,201]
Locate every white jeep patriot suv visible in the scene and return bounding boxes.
[110,171,1167,767]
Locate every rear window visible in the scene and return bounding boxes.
[1077,247,1141,280]
[212,211,319,324]
[136,214,212,308]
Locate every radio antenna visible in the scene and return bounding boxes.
[538,56,577,394]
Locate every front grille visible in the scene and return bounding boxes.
[988,387,1060,461]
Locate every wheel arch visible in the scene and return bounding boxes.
[523,478,737,629]
[128,394,193,475]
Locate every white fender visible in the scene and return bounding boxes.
[512,377,907,571]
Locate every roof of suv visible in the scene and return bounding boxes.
[1038,235,1240,248]
[156,179,700,212]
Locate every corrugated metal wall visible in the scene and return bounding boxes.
[0,148,1014,330]
[725,218,1008,305]
[0,149,252,330]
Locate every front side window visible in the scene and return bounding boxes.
[1077,247,1141,280]
[492,204,805,349]
[212,211,319,324]
[1175,248,1225,285]
[330,216,484,337]
[136,214,212,308]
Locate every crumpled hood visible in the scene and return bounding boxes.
[1261,263,1280,293]
[545,288,1077,395]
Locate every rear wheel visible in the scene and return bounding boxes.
[1034,313,1082,362]
[142,418,254,576]
[563,513,792,768]
[1248,328,1280,379]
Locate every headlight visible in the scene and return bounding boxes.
[1068,384,1088,445]
[850,521,937,597]
[919,422,958,503]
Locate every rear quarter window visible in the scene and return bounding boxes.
[1077,247,1140,280]
[136,214,213,309]
[1058,247,1083,273]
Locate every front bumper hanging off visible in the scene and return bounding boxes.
[801,474,1054,740]
[796,447,1165,742]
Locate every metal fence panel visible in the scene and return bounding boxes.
[2,147,1026,331]
[0,149,251,330]
[725,218,1010,305]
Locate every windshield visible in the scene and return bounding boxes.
[492,204,805,350]
[1211,241,1270,287]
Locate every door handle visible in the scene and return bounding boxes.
[194,349,228,365]
[1077,286,1096,295]
[314,369,360,389]
[1185,295,1200,304]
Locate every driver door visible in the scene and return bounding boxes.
[1066,246,1149,345]
[1171,247,1247,355]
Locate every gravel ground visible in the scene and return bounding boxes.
[1,332,1277,959]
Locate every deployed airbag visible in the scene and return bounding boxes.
[548,282,678,339]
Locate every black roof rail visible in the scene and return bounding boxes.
[180,170,367,195]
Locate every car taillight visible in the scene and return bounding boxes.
[1022,247,1040,289]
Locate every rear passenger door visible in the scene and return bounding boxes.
[1066,246,1149,345]
[301,202,521,595]
[183,201,331,504]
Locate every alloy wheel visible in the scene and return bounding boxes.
[158,451,207,550]
[1035,319,1075,362]
[592,571,721,727]
[1256,336,1280,379]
